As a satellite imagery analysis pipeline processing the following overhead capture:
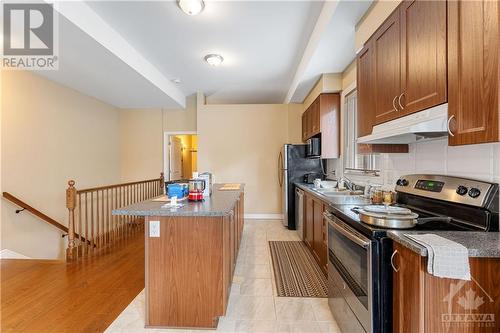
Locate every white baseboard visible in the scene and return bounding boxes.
[244,214,283,220]
[0,249,30,259]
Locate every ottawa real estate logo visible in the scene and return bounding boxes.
[441,277,496,329]
[1,1,58,70]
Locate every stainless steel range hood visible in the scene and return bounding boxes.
[357,103,449,144]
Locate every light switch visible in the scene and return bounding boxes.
[149,220,160,237]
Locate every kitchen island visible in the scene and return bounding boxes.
[113,184,244,329]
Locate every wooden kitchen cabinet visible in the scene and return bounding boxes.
[392,242,425,332]
[301,93,340,158]
[360,0,448,127]
[447,0,500,145]
[357,39,375,138]
[303,192,328,275]
[304,194,314,249]
[373,9,401,124]
[400,0,447,115]
[392,241,500,333]
[312,198,323,263]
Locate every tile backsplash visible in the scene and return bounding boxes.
[327,138,500,189]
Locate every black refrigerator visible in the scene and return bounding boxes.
[279,144,323,229]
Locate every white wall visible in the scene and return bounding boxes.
[1,71,121,259]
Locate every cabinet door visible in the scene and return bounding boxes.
[320,93,341,159]
[374,10,402,124]
[312,199,323,264]
[392,242,425,333]
[302,112,307,142]
[311,99,321,136]
[357,40,375,138]
[400,0,447,115]
[448,0,500,145]
[305,195,314,249]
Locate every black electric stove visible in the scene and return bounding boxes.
[325,174,499,333]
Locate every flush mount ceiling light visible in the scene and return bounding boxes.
[204,54,224,66]
[178,0,204,16]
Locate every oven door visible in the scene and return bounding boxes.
[326,212,372,333]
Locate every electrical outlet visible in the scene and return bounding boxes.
[149,220,160,237]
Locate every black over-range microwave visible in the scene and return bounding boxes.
[306,137,321,158]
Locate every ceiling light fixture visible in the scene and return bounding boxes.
[204,54,224,66]
[178,0,204,16]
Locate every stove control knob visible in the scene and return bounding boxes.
[397,179,409,186]
[456,186,468,196]
[468,188,481,198]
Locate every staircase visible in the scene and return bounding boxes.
[1,174,164,332]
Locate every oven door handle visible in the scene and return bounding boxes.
[325,213,370,249]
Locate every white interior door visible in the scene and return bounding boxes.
[169,136,183,180]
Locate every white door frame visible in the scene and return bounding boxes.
[163,131,197,181]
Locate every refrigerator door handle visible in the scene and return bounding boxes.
[278,150,283,187]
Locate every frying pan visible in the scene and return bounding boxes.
[351,207,452,229]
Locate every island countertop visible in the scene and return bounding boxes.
[112,183,244,217]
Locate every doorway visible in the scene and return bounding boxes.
[164,132,198,181]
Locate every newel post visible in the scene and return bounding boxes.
[66,180,77,261]
[160,172,165,194]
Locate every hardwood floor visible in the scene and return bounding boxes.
[1,229,144,333]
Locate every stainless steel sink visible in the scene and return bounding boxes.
[323,195,370,205]
[309,187,369,205]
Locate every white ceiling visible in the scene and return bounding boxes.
[34,1,373,107]
[290,0,373,103]
[36,14,182,109]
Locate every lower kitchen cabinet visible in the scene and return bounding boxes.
[303,192,328,275]
[392,242,500,333]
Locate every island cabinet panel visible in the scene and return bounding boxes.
[400,0,447,116]
[145,191,244,329]
[373,9,401,124]
[145,215,225,328]
[448,0,500,145]
[392,241,500,332]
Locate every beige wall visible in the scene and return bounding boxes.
[119,109,163,182]
[355,0,401,50]
[163,94,197,132]
[118,94,198,181]
[1,71,121,259]
[303,73,343,110]
[197,96,290,215]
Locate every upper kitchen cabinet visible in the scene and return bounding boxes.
[357,39,375,138]
[447,0,500,145]
[400,0,447,115]
[363,0,448,126]
[373,9,401,124]
[302,93,341,159]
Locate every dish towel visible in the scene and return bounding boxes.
[404,234,471,281]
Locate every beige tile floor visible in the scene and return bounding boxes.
[105,220,342,333]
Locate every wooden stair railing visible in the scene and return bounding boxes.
[2,192,89,244]
[65,173,164,261]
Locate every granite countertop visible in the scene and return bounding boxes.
[388,231,500,258]
[112,184,244,217]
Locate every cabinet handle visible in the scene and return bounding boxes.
[398,93,405,110]
[391,250,399,272]
[447,115,455,137]
[392,96,398,111]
